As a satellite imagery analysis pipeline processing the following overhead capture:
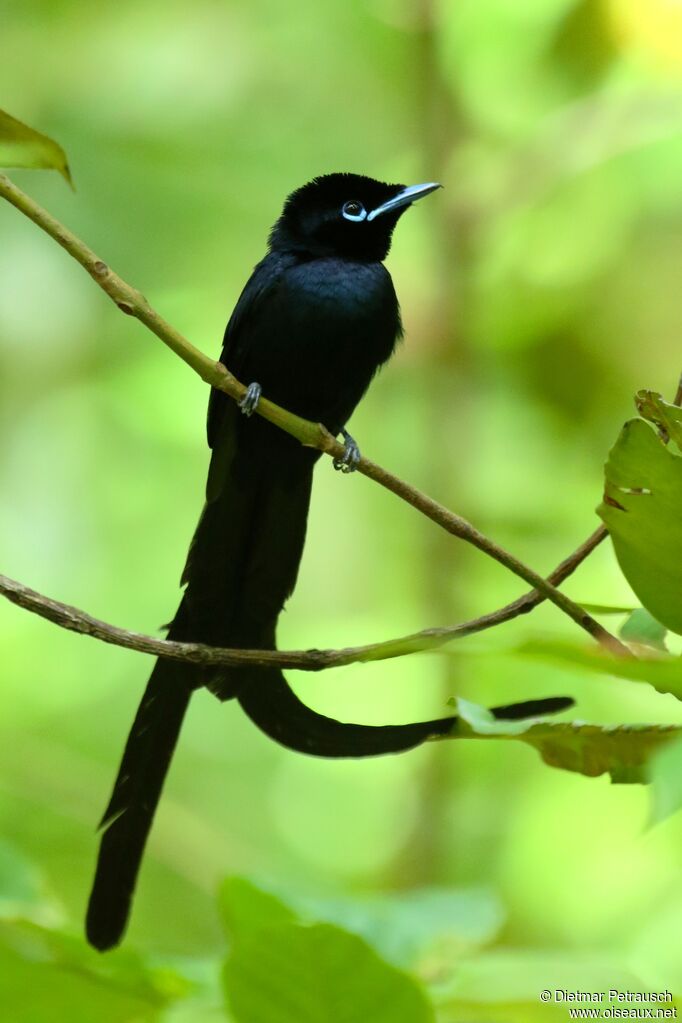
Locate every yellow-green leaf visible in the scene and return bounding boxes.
[0,109,71,184]
[224,922,434,1023]
[451,698,680,784]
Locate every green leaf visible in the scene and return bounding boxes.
[636,390,682,452]
[649,736,682,824]
[220,876,502,972]
[0,944,159,1023]
[579,603,636,615]
[223,922,434,1023]
[620,608,668,652]
[0,918,184,1022]
[517,637,682,699]
[0,918,188,1009]
[0,108,72,184]
[451,698,679,784]
[219,877,297,947]
[598,418,682,634]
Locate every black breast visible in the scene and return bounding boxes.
[243,256,401,430]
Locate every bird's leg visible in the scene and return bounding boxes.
[239,382,262,417]
[333,429,361,473]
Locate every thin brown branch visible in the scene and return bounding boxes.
[427,524,609,640]
[0,172,628,656]
[353,465,625,654]
[0,527,608,671]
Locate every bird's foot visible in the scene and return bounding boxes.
[333,429,361,473]
[239,382,262,417]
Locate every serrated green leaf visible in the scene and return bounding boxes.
[598,418,682,634]
[620,608,668,651]
[636,390,682,452]
[451,698,679,784]
[223,922,434,1023]
[0,108,72,184]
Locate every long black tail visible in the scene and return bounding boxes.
[237,668,455,756]
[86,659,192,951]
[237,671,574,757]
[85,416,313,952]
[85,404,573,949]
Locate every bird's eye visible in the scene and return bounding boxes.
[342,200,367,222]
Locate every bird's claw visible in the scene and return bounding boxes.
[239,382,262,417]
[333,429,361,473]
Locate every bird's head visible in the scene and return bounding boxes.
[269,173,440,262]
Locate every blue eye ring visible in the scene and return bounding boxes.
[342,200,367,222]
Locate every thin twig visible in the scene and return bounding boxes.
[0,527,607,671]
[0,172,628,656]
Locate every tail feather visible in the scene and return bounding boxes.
[240,671,447,761]
[237,668,454,756]
[237,672,574,757]
[86,399,575,950]
[86,660,192,951]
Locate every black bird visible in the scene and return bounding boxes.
[86,174,572,951]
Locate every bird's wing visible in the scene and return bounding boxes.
[183,253,304,599]
[207,253,288,449]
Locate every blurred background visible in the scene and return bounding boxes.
[1,0,682,1000]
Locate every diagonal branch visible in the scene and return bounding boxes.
[0,526,606,671]
[0,172,627,656]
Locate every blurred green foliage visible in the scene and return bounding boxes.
[2,0,682,1016]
